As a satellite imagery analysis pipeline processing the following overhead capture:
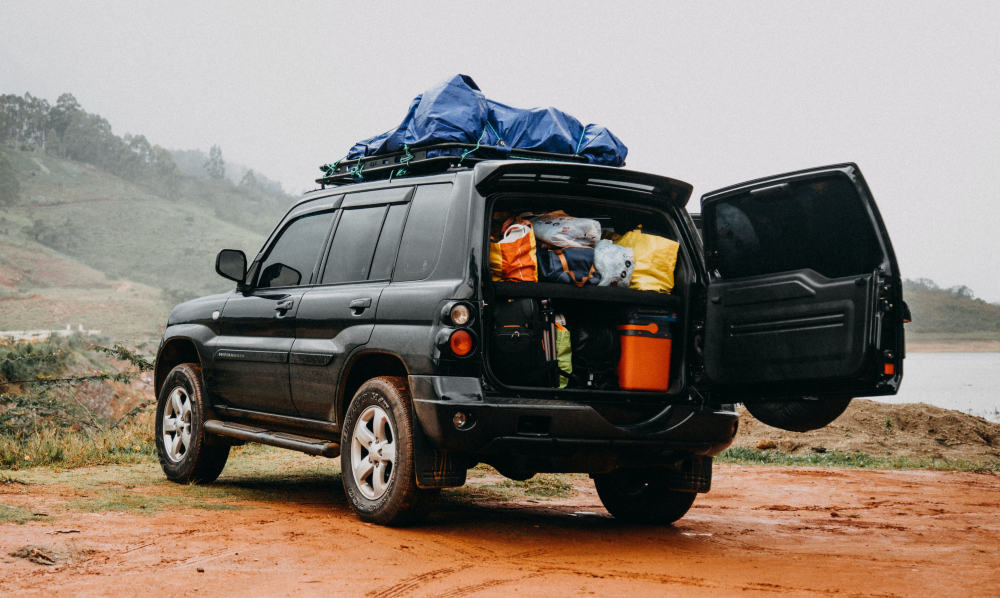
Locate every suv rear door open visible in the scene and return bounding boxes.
[701,164,905,401]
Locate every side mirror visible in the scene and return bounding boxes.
[215,249,247,287]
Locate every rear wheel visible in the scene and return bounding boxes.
[593,468,697,525]
[744,396,852,432]
[340,376,437,526]
[155,364,230,483]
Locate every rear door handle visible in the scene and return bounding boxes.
[349,297,372,315]
[275,299,295,317]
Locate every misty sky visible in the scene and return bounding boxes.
[3,1,999,301]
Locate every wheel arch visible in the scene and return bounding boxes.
[336,350,409,425]
[154,338,203,396]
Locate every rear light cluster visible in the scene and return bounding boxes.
[438,301,477,358]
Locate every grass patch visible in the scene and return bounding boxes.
[0,503,45,524]
[0,414,156,470]
[66,487,240,515]
[719,446,1000,472]
[464,473,577,500]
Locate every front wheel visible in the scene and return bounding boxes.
[593,469,697,525]
[340,376,437,526]
[155,363,230,483]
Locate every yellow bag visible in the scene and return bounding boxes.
[615,228,679,293]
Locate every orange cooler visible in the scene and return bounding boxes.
[616,311,676,391]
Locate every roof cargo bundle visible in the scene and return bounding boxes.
[319,74,628,184]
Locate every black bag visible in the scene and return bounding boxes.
[490,298,549,386]
[569,323,619,389]
[536,246,600,286]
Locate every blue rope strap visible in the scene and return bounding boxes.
[319,159,342,177]
[458,127,488,165]
[486,122,505,147]
[389,144,414,182]
[574,125,588,154]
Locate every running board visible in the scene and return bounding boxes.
[204,420,340,458]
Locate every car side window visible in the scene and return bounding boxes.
[393,184,454,282]
[322,206,387,284]
[256,211,335,289]
[369,203,409,280]
[709,175,882,280]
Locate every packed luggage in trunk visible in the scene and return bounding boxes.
[485,195,688,396]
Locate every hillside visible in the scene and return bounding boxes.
[0,147,277,340]
[903,279,1000,350]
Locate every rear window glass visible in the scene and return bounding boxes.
[393,184,454,281]
[322,206,386,284]
[707,175,882,279]
[369,203,408,280]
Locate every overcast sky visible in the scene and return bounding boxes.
[3,1,999,301]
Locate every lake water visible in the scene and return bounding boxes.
[872,353,1000,422]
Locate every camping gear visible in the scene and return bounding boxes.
[593,239,634,287]
[342,75,628,167]
[529,211,602,247]
[617,311,676,391]
[536,246,600,286]
[489,218,538,282]
[615,228,680,293]
[554,315,572,389]
[569,323,619,390]
[490,298,548,386]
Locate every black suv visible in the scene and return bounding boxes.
[153,150,906,526]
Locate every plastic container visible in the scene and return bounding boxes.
[616,311,676,391]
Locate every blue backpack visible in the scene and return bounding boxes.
[536,246,601,287]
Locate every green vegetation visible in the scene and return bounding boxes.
[0,337,156,469]
[66,487,240,515]
[718,446,1000,472]
[0,503,44,524]
[1,91,295,338]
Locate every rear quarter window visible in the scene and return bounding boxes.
[393,184,454,282]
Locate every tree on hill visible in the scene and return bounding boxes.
[0,153,20,206]
[0,91,181,190]
[204,144,225,179]
[239,168,258,189]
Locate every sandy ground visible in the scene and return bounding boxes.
[2,461,998,597]
[733,399,1000,464]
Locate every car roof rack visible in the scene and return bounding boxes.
[315,142,590,187]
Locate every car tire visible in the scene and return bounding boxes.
[155,363,230,483]
[744,396,852,432]
[593,468,697,525]
[341,376,438,526]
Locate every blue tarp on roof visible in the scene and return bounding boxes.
[345,75,627,167]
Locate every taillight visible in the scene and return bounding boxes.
[449,330,474,356]
[441,301,475,327]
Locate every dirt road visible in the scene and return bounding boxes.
[2,457,998,597]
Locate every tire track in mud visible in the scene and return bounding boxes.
[368,567,457,598]
[434,572,544,598]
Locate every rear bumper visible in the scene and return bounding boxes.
[409,375,739,465]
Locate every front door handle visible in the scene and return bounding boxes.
[349,297,372,315]
[275,299,295,317]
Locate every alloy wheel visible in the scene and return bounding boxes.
[161,386,193,463]
[351,405,397,500]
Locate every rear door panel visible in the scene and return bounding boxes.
[701,164,904,399]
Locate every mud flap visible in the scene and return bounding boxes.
[662,456,712,493]
[412,415,467,489]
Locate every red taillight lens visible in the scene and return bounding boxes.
[449,330,474,356]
